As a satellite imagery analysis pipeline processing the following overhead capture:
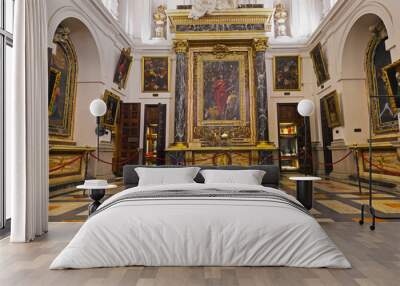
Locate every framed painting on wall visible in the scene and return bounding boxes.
[113,48,133,90]
[187,44,257,146]
[321,91,343,128]
[382,59,400,114]
[101,90,121,130]
[310,43,330,86]
[142,56,170,93]
[48,67,62,117]
[200,58,243,124]
[273,55,301,91]
[48,26,78,142]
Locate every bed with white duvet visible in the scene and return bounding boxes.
[50,182,351,269]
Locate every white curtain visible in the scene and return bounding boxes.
[8,0,49,242]
[290,0,322,38]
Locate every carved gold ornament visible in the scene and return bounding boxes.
[212,44,230,59]
[253,38,268,52]
[173,40,189,54]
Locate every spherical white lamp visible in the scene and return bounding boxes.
[89,99,107,117]
[297,99,315,117]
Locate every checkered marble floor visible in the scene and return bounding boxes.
[281,176,400,223]
[49,177,400,223]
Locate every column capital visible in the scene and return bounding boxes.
[173,40,189,54]
[253,38,268,52]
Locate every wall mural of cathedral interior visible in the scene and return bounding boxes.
[1,0,400,285]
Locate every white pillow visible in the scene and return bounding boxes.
[135,167,201,186]
[200,169,266,185]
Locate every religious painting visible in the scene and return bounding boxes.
[142,56,170,92]
[310,43,330,86]
[202,61,241,122]
[101,90,121,130]
[383,59,400,115]
[48,67,62,117]
[48,25,78,142]
[188,45,256,146]
[273,56,301,91]
[321,91,343,128]
[113,48,133,90]
[366,23,398,134]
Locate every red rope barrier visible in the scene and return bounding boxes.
[363,156,400,177]
[49,155,83,173]
[85,149,355,169]
[317,150,354,167]
[89,153,114,165]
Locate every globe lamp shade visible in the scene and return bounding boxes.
[90,99,107,117]
[297,99,315,117]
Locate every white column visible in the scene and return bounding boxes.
[8,0,49,242]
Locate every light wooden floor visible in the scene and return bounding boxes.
[1,222,399,286]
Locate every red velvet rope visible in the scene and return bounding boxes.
[49,155,83,173]
[363,156,400,177]
[316,150,354,167]
[50,149,398,177]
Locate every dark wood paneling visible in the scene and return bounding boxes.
[143,104,167,165]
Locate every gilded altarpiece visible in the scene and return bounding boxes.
[166,8,277,166]
[188,45,256,147]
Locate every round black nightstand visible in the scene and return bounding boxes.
[289,177,321,210]
[77,184,117,215]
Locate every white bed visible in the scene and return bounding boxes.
[50,183,351,269]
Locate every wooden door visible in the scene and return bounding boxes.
[143,104,167,165]
[113,103,141,176]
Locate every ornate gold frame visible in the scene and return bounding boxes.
[310,43,330,86]
[321,91,343,128]
[187,44,256,146]
[365,28,398,135]
[382,58,400,114]
[114,48,133,90]
[141,56,171,93]
[49,26,78,144]
[273,55,301,91]
[101,90,121,131]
